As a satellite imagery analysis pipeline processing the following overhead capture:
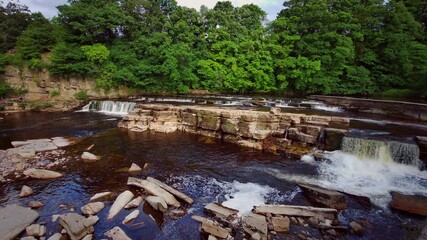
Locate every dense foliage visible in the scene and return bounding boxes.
[0,0,426,97]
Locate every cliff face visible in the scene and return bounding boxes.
[4,65,129,102]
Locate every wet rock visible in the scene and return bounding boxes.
[47,233,63,240]
[298,184,347,210]
[147,177,194,204]
[81,152,100,161]
[207,235,218,240]
[127,177,180,207]
[27,201,44,210]
[350,221,364,236]
[254,205,337,220]
[59,213,98,240]
[192,215,231,239]
[89,192,112,202]
[390,192,427,216]
[242,213,268,240]
[52,215,60,222]
[23,168,62,179]
[26,224,46,237]
[81,234,92,240]
[122,210,139,224]
[319,128,347,151]
[170,210,186,220]
[124,196,143,209]
[105,226,131,240]
[108,190,134,219]
[145,196,168,212]
[0,205,39,240]
[204,203,239,220]
[271,216,290,233]
[418,225,427,240]
[307,217,319,227]
[81,202,105,215]
[20,237,36,240]
[19,185,34,198]
[51,137,73,148]
[10,141,58,153]
[128,163,142,172]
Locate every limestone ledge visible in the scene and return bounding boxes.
[118,104,350,157]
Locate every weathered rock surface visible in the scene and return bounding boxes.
[271,216,290,233]
[122,210,139,224]
[298,184,347,210]
[47,233,64,240]
[124,196,143,209]
[19,185,34,198]
[0,205,39,240]
[390,192,427,216]
[81,202,105,215]
[59,213,98,240]
[147,177,194,204]
[27,201,44,209]
[23,168,62,179]
[242,213,268,240]
[127,177,180,207]
[26,224,46,237]
[89,192,112,202]
[51,137,73,148]
[145,196,168,212]
[108,190,134,219]
[350,221,364,236]
[254,205,337,220]
[9,141,58,153]
[105,226,131,240]
[204,203,239,225]
[128,163,142,172]
[81,152,100,161]
[192,216,231,239]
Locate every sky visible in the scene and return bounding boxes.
[3,0,284,20]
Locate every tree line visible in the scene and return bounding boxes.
[0,0,426,98]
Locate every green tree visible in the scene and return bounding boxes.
[0,2,32,52]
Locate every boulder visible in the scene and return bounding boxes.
[19,185,34,198]
[81,202,105,215]
[105,226,131,240]
[122,210,139,224]
[390,192,427,216]
[298,184,347,210]
[192,216,230,239]
[127,177,180,207]
[271,216,290,233]
[128,163,142,172]
[108,190,134,219]
[23,168,62,179]
[147,177,194,204]
[0,205,39,240]
[145,196,168,212]
[59,213,98,240]
[124,196,143,209]
[242,213,268,240]
[25,224,46,237]
[27,201,44,209]
[81,152,100,161]
[89,192,112,202]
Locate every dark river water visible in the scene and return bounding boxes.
[0,97,426,240]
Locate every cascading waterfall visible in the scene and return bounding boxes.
[80,101,136,115]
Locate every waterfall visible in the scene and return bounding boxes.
[341,137,422,168]
[80,100,136,115]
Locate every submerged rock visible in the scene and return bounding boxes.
[298,184,347,210]
[19,185,34,198]
[23,168,62,179]
[350,221,364,236]
[27,201,44,210]
[145,196,168,212]
[0,205,39,240]
[108,190,134,219]
[390,192,427,216]
[122,210,139,224]
[105,226,131,240]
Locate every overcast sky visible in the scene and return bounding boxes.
[3,0,283,20]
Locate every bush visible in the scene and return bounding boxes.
[50,90,60,98]
[0,105,5,111]
[74,90,88,101]
[381,89,415,99]
[27,58,48,70]
[28,101,53,110]
[0,78,13,98]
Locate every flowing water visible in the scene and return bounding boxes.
[0,97,426,239]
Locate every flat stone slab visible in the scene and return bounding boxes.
[9,142,58,153]
[298,184,347,210]
[23,168,63,179]
[390,192,427,216]
[59,213,98,240]
[0,204,39,240]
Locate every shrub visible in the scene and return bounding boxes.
[50,90,60,98]
[74,90,88,101]
[0,78,13,98]
[0,105,5,111]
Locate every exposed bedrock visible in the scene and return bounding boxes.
[119,104,350,157]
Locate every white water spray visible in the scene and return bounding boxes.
[80,101,136,115]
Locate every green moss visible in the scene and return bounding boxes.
[74,90,89,101]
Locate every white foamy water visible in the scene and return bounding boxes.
[313,104,344,112]
[79,101,136,115]
[300,154,316,164]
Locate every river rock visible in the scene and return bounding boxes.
[27,201,44,209]
[350,221,364,235]
[0,205,39,240]
[124,196,143,209]
[52,137,73,147]
[204,203,239,225]
[128,163,142,172]
[122,210,139,224]
[10,141,58,152]
[47,233,63,240]
[254,205,337,220]
[320,128,348,151]
[146,195,168,212]
[298,184,347,210]
[127,177,180,207]
[20,237,36,240]
[89,191,112,202]
[108,190,134,219]
[59,213,98,240]
[26,224,46,237]
[105,226,131,240]
[81,152,100,161]
[147,177,194,204]
[390,192,427,216]
[242,213,268,240]
[81,202,105,215]
[271,216,290,233]
[19,185,34,198]
[192,216,231,239]
[23,168,62,179]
